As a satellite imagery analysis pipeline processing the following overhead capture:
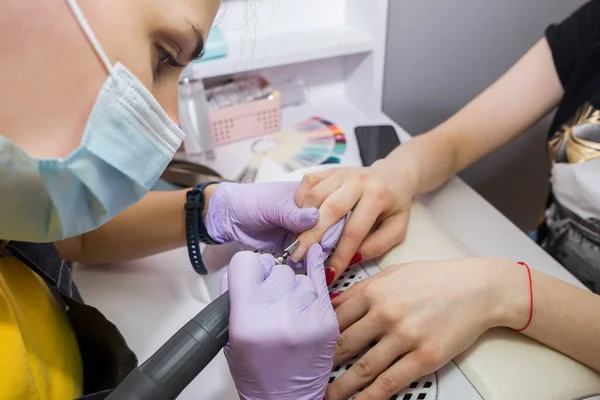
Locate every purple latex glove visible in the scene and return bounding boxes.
[206,182,319,254]
[222,245,339,400]
[286,214,347,269]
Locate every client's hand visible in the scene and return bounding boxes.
[223,245,339,400]
[293,162,416,277]
[326,258,529,400]
[205,182,319,253]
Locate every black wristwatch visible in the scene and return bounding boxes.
[185,181,220,274]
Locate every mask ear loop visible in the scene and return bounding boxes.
[65,0,116,80]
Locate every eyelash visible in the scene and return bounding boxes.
[195,48,206,61]
[156,45,184,73]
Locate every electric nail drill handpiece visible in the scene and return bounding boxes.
[106,291,230,400]
[106,240,300,399]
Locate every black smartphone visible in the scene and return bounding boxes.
[354,125,401,166]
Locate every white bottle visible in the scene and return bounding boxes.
[178,77,216,161]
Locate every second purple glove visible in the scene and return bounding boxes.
[222,245,339,400]
[205,182,319,254]
[205,181,347,262]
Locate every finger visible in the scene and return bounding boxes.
[294,168,337,206]
[333,311,382,365]
[228,252,272,296]
[301,173,343,209]
[220,271,229,294]
[330,276,371,308]
[270,199,320,233]
[293,182,363,262]
[262,264,298,298]
[357,211,409,260]
[356,351,431,400]
[320,215,347,253]
[305,243,329,298]
[257,182,320,233]
[328,338,411,400]
[258,254,278,277]
[327,195,383,276]
[292,274,319,309]
[331,290,369,336]
[288,217,347,269]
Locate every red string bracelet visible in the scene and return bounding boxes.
[514,261,533,332]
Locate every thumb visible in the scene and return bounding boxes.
[320,215,348,252]
[228,252,276,295]
[292,206,321,232]
[272,200,320,233]
[305,243,329,298]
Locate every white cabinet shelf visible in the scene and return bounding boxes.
[186,25,374,79]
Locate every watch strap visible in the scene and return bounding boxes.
[185,181,220,274]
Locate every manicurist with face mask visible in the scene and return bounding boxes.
[0,1,341,399]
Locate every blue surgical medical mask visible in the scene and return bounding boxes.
[0,0,185,242]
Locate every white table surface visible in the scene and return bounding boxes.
[73,98,582,399]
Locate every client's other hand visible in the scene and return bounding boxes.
[326,258,528,400]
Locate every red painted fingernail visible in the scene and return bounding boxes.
[329,293,340,300]
[325,268,335,286]
[349,252,363,265]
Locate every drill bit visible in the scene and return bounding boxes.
[275,239,301,265]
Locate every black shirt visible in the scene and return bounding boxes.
[542,0,600,292]
[546,0,600,136]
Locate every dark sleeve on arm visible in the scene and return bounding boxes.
[545,0,600,88]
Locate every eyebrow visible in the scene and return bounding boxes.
[188,24,206,62]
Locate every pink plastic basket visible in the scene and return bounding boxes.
[209,91,282,146]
